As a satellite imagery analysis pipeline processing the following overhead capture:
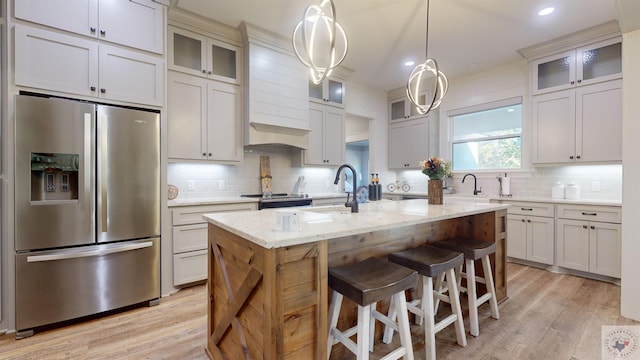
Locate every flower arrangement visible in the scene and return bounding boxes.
[419,156,451,180]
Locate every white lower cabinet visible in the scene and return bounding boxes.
[555,204,621,278]
[505,202,555,265]
[14,24,164,106]
[172,202,257,286]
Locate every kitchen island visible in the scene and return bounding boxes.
[204,199,509,359]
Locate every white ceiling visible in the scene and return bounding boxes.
[173,0,622,91]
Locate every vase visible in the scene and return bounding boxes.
[428,179,443,205]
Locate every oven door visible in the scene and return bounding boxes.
[258,198,312,210]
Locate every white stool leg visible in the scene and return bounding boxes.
[357,304,371,360]
[481,255,500,320]
[433,272,446,315]
[465,258,480,337]
[382,297,396,344]
[423,275,437,360]
[369,302,377,352]
[414,276,424,326]
[327,291,343,360]
[446,268,467,347]
[394,291,415,360]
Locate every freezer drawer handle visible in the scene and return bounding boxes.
[26,241,153,263]
[581,212,597,216]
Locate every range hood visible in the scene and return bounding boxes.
[241,22,310,149]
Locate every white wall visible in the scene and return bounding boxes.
[621,28,640,321]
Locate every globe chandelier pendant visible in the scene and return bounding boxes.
[292,0,348,84]
[407,0,448,115]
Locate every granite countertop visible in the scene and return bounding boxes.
[203,198,509,249]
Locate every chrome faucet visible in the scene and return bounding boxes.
[462,173,482,196]
[334,164,359,213]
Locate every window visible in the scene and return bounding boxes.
[450,97,522,171]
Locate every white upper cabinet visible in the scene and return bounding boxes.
[388,116,429,169]
[14,0,165,54]
[532,79,621,163]
[309,78,345,108]
[168,26,241,85]
[14,25,163,106]
[167,72,242,162]
[295,102,345,166]
[531,37,621,95]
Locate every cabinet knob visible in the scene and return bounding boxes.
[208,153,212,157]
[569,155,574,160]
[521,219,525,223]
[527,220,531,223]
[576,155,581,159]
[208,71,212,75]
[577,79,582,83]
[570,81,575,85]
[100,29,106,36]
[590,225,595,230]
[100,88,106,93]
[583,225,588,229]
[202,69,207,73]
[90,86,96,91]
[90,27,96,33]
[202,153,207,156]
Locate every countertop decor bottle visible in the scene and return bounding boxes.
[551,183,565,199]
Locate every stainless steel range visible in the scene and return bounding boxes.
[241,193,312,210]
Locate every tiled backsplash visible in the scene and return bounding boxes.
[169,145,622,202]
[397,164,622,201]
[167,146,341,199]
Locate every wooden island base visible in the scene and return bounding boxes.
[206,209,507,359]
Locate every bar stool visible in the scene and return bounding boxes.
[327,257,417,360]
[384,245,467,360]
[432,238,500,337]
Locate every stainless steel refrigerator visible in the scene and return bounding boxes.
[14,95,160,338]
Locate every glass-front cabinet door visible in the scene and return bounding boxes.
[531,37,621,95]
[309,78,344,107]
[388,94,426,123]
[577,38,621,86]
[169,26,240,84]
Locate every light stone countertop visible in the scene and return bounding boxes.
[384,192,622,207]
[167,192,348,207]
[203,198,510,249]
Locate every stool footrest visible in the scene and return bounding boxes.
[380,347,408,360]
[435,313,459,334]
[330,327,357,354]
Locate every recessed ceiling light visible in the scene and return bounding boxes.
[404,61,415,67]
[538,7,555,16]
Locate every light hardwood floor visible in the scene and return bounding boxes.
[0,263,637,359]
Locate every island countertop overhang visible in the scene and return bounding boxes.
[203,199,510,249]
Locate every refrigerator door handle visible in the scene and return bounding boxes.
[99,113,108,233]
[26,241,154,263]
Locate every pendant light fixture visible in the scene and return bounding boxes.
[407,0,448,115]
[292,0,348,84]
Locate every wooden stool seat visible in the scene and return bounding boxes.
[388,245,464,278]
[431,237,496,260]
[327,257,417,360]
[386,245,467,360]
[329,257,418,307]
[432,238,500,337]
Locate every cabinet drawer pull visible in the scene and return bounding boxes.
[521,208,533,211]
[581,212,597,216]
